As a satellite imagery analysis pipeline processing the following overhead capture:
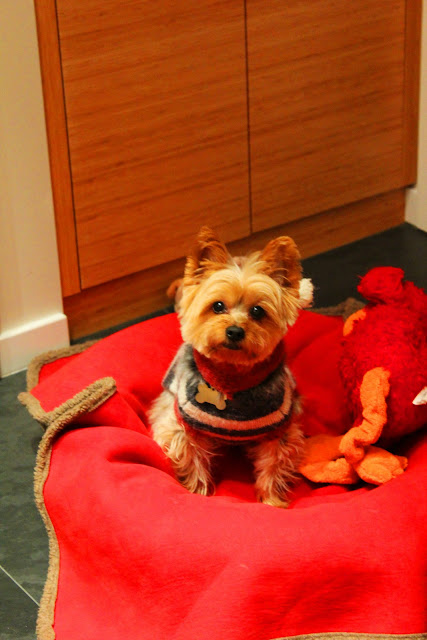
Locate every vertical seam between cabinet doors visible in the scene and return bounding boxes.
[401,0,422,186]
[243,0,253,233]
[53,0,83,291]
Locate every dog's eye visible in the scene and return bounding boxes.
[212,301,227,314]
[249,305,265,320]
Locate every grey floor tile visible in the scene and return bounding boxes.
[302,223,427,307]
[0,371,48,602]
[0,568,38,640]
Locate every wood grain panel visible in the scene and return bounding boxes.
[55,0,250,289]
[246,0,407,232]
[33,0,81,296]
[65,189,404,340]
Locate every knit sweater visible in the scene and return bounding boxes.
[163,342,295,443]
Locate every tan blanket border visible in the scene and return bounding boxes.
[311,297,365,320]
[25,340,99,392]
[21,304,426,640]
[19,340,116,640]
[274,635,427,640]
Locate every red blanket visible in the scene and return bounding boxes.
[20,310,427,640]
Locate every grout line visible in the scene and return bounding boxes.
[0,564,40,606]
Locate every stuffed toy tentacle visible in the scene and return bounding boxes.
[343,308,367,336]
[354,446,408,485]
[339,367,391,465]
[300,434,359,484]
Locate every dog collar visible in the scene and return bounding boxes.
[192,340,285,398]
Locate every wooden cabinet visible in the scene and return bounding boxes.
[54,0,250,290]
[34,0,421,338]
[246,0,409,231]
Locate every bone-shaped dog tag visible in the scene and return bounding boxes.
[195,382,226,410]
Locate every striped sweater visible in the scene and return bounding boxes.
[163,342,295,443]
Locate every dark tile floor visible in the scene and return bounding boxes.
[1,222,426,639]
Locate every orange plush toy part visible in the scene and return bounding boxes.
[300,267,427,485]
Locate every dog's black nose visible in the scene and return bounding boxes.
[226,325,245,342]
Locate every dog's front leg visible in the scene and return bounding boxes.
[149,391,217,495]
[247,421,304,507]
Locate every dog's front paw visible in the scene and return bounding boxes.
[248,423,304,508]
[160,428,216,496]
[179,467,213,496]
[257,490,290,509]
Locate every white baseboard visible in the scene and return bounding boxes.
[0,313,70,377]
[405,187,427,233]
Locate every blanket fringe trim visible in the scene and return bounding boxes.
[273,634,427,640]
[312,297,365,320]
[25,340,99,391]
[18,376,116,430]
[22,377,117,640]
[19,344,117,640]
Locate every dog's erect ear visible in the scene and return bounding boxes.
[259,236,302,290]
[184,226,231,283]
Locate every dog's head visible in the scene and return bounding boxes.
[178,227,305,366]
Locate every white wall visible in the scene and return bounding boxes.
[406,4,427,232]
[0,0,69,377]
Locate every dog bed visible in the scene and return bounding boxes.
[20,308,427,640]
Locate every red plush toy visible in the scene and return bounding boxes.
[300,267,427,485]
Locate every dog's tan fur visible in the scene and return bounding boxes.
[149,227,307,507]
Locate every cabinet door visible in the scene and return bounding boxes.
[247,0,407,232]
[56,0,249,289]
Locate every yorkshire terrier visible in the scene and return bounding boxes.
[149,227,312,507]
